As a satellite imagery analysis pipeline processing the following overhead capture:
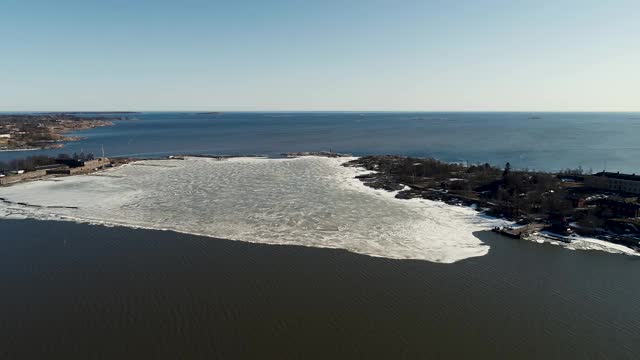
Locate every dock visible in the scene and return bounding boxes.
[492,223,545,239]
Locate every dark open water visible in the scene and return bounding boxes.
[1,219,639,359]
[2,112,640,172]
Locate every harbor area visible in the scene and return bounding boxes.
[1,157,113,186]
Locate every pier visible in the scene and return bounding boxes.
[492,223,545,239]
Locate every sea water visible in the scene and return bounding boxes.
[2,112,640,173]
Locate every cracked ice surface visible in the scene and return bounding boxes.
[0,156,506,263]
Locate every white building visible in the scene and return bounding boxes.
[585,172,640,195]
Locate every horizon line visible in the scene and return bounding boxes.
[2,109,640,114]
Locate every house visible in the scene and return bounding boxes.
[55,157,110,169]
[584,172,640,195]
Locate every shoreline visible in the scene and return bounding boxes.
[0,113,118,152]
[341,159,639,257]
[0,155,636,259]
[0,147,40,152]
[344,155,640,254]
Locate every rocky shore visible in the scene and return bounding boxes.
[345,156,482,204]
[343,155,640,250]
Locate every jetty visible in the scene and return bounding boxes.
[492,223,545,239]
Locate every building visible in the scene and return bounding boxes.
[584,172,640,195]
[35,164,68,171]
[0,134,11,138]
[55,157,111,169]
[55,158,87,168]
[1,158,112,185]
[51,158,111,175]
[84,158,111,169]
[566,193,589,208]
[596,199,640,218]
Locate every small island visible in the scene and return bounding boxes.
[0,113,128,151]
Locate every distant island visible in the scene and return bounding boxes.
[0,113,125,151]
[39,111,140,115]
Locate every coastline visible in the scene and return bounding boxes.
[0,147,40,152]
[0,155,636,260]
[0,113,117,152]
[344,156,640,255]
[342,158,639,256]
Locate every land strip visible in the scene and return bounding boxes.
[0,113,131,151]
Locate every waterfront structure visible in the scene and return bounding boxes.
[56,158,88,168]
[0,169,48,185]
[0,158,111,185]
[584,172,640,195]
[50,158,111,175]
[56,157,109,168]
[34,164,68,171]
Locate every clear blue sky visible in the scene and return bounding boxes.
[1,0,638,111]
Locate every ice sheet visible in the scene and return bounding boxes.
[0,156,512,263]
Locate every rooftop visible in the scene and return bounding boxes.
[594,172,640,182]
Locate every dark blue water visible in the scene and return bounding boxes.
[3,112,640,172]
[2,219,640,358]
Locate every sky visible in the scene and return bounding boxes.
[0,0,638,111]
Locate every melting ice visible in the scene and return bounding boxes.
[0,157,508,263]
